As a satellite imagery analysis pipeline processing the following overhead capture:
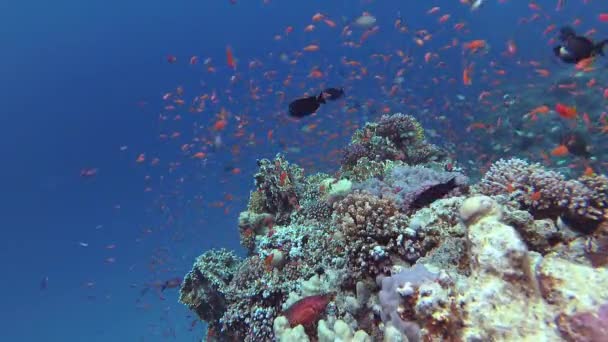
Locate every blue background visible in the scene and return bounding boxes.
[0,0,604,340]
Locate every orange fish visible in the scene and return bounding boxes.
[226,46,236,69]
[527,105,550,120]
[213,119,228,131]
[323,19,336,28]
[551,144,569,157]
[136,153,145,163]
[464,40,486,53]
[192,152,206,159]
[530,191,542,201]
[312,12,324,22]
[463,63,473,85]
[535,69,550,77]
[303,44,320,52]
[506,39,517,55]
[555,103,577,119]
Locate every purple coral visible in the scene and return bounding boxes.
[355,165,468,213]
[342,143,369,168]
[478,158,604,223]
[377,263,437,342]
[556,303,608,341]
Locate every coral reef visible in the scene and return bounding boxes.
[179,114,608,342]
[341,113,449,176]
[251,153,304,225]
[355,165,468,213]
[476,158,607,227]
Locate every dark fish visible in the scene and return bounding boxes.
[565,131,591,158]
[410,177,458,209]
[322,87,345,101]
[288,93,325,118]
[553,26,608,64]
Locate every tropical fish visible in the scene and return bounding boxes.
[288,94,325,118]
[553,26,608,64]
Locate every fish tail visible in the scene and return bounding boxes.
[595,40,608,56]
[317,92,326,104]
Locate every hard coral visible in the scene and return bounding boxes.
[356,165,468,214]
[179,249,242,323]
[478,158,605,226]
[341,113,446,171]
[375,113,425,149]
[252,153,303,225]
[332,190,407,280]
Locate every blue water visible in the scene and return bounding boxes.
[1,0,606,340]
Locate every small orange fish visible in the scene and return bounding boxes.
[530,191,542,201]
[192,152,206,159]
[136,153,145,163]
[464,40,486,53]
[213,119,228,131]
[550,144,569,157]
[303,44,320,52]
[264,254,274,271]
[583,166,595,177]
[312,12,324,22]
[323,19,336,27]
[226,46,236,69]
[535,69,550,77]
[463,63,473,86]
[555,103,577,119]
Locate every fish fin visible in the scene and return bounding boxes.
[595,40,608,56]
[559,26,576,41]
[317,93,326,104]
[553,46,562,57]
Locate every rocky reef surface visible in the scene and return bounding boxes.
[179,113,608,342]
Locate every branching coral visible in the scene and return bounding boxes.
[179,249,242,324]
[477,158,605,225]
[252,153,304,225]
[332,190,407,280]
[341,113,447,172]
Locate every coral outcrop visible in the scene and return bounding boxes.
[179,113,608,341]
[341,113,449,177]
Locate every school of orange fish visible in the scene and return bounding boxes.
[77,0,608,337]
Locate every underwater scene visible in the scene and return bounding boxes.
[4,0,608,341]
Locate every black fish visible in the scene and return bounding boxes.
[288,93,325,118]
[322,87,345,101]
[565,131,591,158]
[410,177,458,210]
[553,26,608,64]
